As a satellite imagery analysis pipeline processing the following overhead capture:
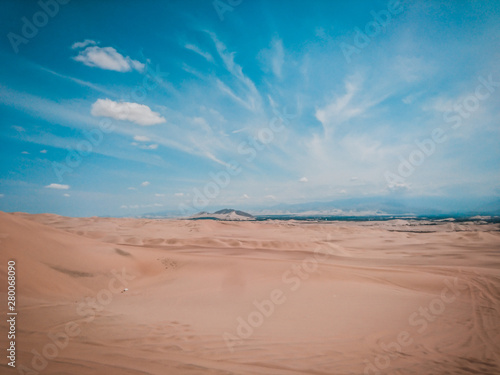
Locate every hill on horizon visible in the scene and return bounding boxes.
[191,209,255,221]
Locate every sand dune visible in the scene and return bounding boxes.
[1,212,499,374]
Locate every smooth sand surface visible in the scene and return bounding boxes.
[1,212,499,374]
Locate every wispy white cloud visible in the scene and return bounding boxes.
[73,42,144,72]
[0,86,105,129]
[185,43,214,62]
[271,39,285,78]
[133,135,151,142]
[394,55,435,83]
[45,183,69,190]
[259,37,285,78]
[40,65,115,96]
[141,181,150,187]
[204,151,230,167]
[315,78,361,134]
[138,144,158,150]
[91,99,166,126]
[216,79,255,110]
[181,63,206,80]
[209,32,261,111]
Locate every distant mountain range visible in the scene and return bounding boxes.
[138,196,500,219]
[190,209,255,221]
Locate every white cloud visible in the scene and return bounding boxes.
[242,194,250,199]
[299,177,308,183]
[185,44,214,62]
[40,149,47,154]
[141,181,150,187]
[174,192,184,197]
[91,99,166,126]
[45,183,69,190]
[155,193,165,197]
[12,125,25,132]
[63,193,70,197]
[73,43,144,72]
[21,151,29,154]
[133,135,151,142]
[265,195,276,200]
[71,39,96,49]
[0,194,4,198]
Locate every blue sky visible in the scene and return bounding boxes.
[0,0,499,217]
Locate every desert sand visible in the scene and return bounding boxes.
[1,211,499,374]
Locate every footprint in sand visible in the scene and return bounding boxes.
[156,257,178,270]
